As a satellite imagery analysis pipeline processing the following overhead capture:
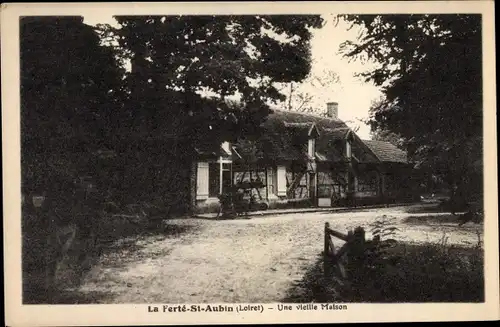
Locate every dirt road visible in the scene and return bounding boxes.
[67,204,483,303]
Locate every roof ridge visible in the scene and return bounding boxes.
[362,139,393,142]
[362,139,400,147]
[324,127,350,131]
[270,107,345,123]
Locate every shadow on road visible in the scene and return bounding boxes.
[282,255,338,303]
[23,221,199,304]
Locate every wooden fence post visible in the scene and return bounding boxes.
[347,227,366,282]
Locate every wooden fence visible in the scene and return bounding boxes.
[323,222,375,279]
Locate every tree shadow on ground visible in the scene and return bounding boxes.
[283,242,484,303]
[95,222,198,270]
[282,255,340,303]
[403,203,449,214]
[22,220,198,304]
[23,283,116,305]
[403,214,484,232]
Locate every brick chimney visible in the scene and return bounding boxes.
[326,102,338,119]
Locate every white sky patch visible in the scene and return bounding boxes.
[303,15,383,138]
[244,40,260,60]
[196,86,219,99]
[83,14,120,28]
[83,14,383,139]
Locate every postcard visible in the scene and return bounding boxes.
[2,1,498,326]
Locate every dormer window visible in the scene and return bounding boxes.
[346,139,352,158]
[308,138,316,159]
[307,123,319,159]
[222,141,231,156]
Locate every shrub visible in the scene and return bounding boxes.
[353,217,483,302]
[329,216,485,302]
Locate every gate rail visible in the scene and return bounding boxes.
[323,222,371,279]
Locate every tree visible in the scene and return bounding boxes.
[21,16,128,204]
[276,68,341,114]
[367,96,404,148]
[21,16,125,147]
[92,15,323,211]
[340,14,482,203]
[96,15,323,146]
[20,17,128,300]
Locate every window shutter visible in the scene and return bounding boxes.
[196,162,209,200]
[277,166,287,196]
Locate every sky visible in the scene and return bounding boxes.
[84,14,382,139]
[295,15,382,139]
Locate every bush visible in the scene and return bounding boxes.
[347,216,484,302]
[356,242,484,302]
[297,216,485,303]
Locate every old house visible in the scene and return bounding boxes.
[193,102,416,212]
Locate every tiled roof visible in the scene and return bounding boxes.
[233,109,380,164]
[263,109,347,131]
[232,112,309,163]
[362,140,408,163]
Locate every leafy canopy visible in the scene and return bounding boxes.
[340,14,482,197]
[21,16,126,146]
[97,15,323,146]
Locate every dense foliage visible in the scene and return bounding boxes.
[21,17,125,145]
[340,14,483,202]
[96,15,323,145]
[21,15,323,199]
[21,15,323,301]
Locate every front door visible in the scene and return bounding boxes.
[309,173,317,206]
[222,166,232,194]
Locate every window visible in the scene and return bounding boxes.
[385,173,398,195]
[232,167,268,200]
[317,172,333,198]
[317,184,332,198]
[346,140,352,158]
[208,163,220,197]
[318,171,347,198]
[357,171,378,193]
[286,169,308,199]
[308,138,316,158]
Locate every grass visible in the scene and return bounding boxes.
[403,214,462,225]
[284,241,484,303]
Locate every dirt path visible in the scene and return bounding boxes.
[70,205,483,303]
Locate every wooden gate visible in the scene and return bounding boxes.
[323,222,370,279]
